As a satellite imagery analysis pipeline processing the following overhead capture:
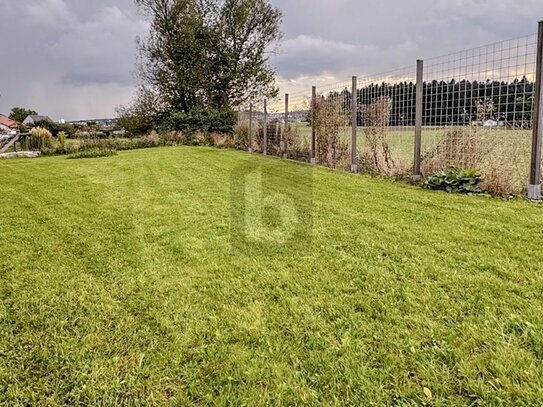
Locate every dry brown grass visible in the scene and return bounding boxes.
[358,97,400,175]
[422,127,529,196]
[421,128,492,174]
[313,97,350,169]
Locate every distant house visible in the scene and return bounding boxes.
[483,119,499,127]
[0,114,19,134]
[23,115,53,126]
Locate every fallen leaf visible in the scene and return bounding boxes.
[423,387,433,401]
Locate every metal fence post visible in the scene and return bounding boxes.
[529,20,543,200]
[248,103,253,153]
[284,93,289,159]
[351,76,358,173]
[263,99,268,155]
[311,86,317,165]
[413,59,424,181]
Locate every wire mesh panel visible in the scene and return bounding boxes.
[235,108,252,151]
[267,98,285,157]
[286,91,312,163]
[240,101,266,153]
[356,67,417,176]
[315,80,352,170]
[422,34,538,195]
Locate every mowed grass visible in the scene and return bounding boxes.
[1,146,543,405]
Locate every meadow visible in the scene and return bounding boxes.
[1,146,543,405]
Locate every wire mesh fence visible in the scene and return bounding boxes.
[356,66,417,176]
[285,91,312,162]
[267,97,286,157]
[236,21,543,197]
[314,80,352,170]
[421,34,538,195]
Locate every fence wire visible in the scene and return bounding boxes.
[356,66,417,176]
[421,34,537,194]
[267,98,285,157]
[237,27,541,196]
[314,80,352,170]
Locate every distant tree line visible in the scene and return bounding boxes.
[322,76,534,128]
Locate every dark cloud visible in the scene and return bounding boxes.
[270,0,543,93]
[0,0,541,119]
[0,0,146,120]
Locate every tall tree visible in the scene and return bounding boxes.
[9,107,37,123]
[134,0,282,119]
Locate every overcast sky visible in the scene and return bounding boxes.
[0,0,542,120]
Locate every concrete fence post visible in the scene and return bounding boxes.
[529,20,543,200]
[248,103,253,153]
[351,76,358,173]
[311,86,317,165]
[413,59,424,181]
[263,99,268,155]
[284,93,289,159]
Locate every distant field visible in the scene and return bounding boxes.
[1,147,543,405]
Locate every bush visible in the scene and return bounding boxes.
[58,131,67,149]
[67,150,118,159]
[30,127,54,151]
[424,167,484,194]
[79,138,158,152]
[210,133,235,148]
[161,107,237,134]
[313,97,350,169]
[233,122,251,150]
[359,97,397,175]
[422,128,492,175]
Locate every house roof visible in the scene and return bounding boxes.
[0,114,18,129]
[25,115,53,123]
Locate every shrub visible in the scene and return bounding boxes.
[161,107,237,134]
[359,97,398,175]
[285,124,311,161]
[30,127,54,151]
[313,97,350,169]
[422,128,492,175]
[67,150,118,159]
[210,133,235,148]
[233,122,251,150]
[154,131,188,145]
[57,131,67,149]
[424,167,484,194]
[79,138,158,152]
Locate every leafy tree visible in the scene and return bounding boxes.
[9,107,37,123]
[116,87,159,136]
[131,0,282,132]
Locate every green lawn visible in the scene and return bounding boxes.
[1,146,543,405]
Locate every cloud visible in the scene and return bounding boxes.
[1,0,542,119]
[269,0,543,96]
[0,0,146,120]
[25,0,72,28]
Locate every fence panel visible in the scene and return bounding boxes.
[236,101,267,153]
[285,91,312,163]
[314,80,352,170]
[239,25,542,197]
[267,98,285,157]
[356,67,417,176]
[422,35,538,195]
